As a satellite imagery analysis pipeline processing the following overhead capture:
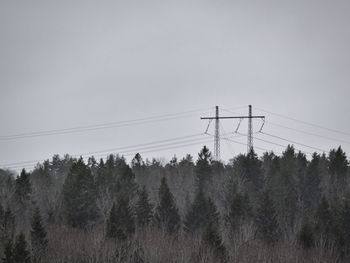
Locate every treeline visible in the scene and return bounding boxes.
[0,145,349,262]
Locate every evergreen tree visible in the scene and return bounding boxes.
[30,207,48,261]
[0,203,3,224]
[226,191,250,232]
[113,157,138,200]
[0,204,4,244]
[98,155,137,202]
[297,220,315,250]
[202,222,227,262]
[314,196,333,242]
[329,147,348,183]
[13,233,30,263]
[2,239,14,263]
[1,206,15,241]
[243,149,263,201]
[135,186,153,227]
[106,198,135,241]
[270,146,298,234]
[338,198,350,254]
[255,191,280,244]
[302,153,321,215]
[328,147,348,199]
[184,189,219,234]
[62,158,98,228]
[14,169,31,205]
[195,146,212,191]
[131,153,144,169]
[154,177,180,234]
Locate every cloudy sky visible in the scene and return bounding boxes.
[1,0,350,172]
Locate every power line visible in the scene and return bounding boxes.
[4,133,248,171]
[205,132,274,154]
[4,138,215,171]
[265,121,350,145]
[259,131,327,152]
[0,107,212,141]
[255,106,350,137]
[0,133,206,168]
[236,132,313,155]
[223,108,350,146]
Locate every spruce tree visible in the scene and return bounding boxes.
[184,189,219,234]
[106,198,135,241]
[154,177,180,234]
[226,191,250,232]
[2,239,14,263]
[255,191,280,244]
[244,149,263,201]
[13,233,30,263]
[195,146,212,191]
[303,153,321,215]
[30,207,48,261]
[297,220,315,250]
[338,198,350,254]
[329,147,348,184]
[62,158,98,228]
[113,158,138,201]
[314,196,333,242]
[0,204,4,245]
[2,206,15,241]
[131,153,144,169]
[135,186,153,227]
[0,203,3,224]
[202,222,227,262]
[14,169,31,205]
[268,146,298,234]
[328,147,348,199]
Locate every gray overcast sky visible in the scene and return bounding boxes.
[1,0,350,172]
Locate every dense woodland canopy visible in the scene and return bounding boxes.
[0,145,349,262]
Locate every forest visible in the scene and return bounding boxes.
[0,145,349,263]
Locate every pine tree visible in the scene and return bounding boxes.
[255,191,280,244]
[154,177,180,234]
[106,198,135,241]
[62,158,98,228]
[31,207,48,261]
[184,189,219,234]
[13,233,30,263]
[2,239,14,263]
[135,186,153,227]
